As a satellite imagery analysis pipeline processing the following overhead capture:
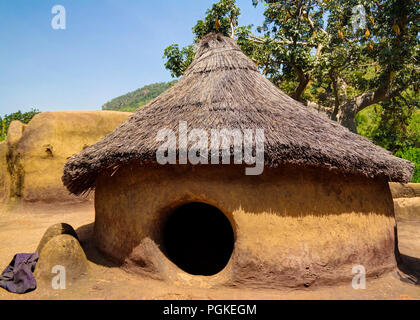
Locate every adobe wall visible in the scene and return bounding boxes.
[389,182,420,199]
[0,111,130,204]
[390,182,420,220]
[0,141,9,203]
[95,164,396,288]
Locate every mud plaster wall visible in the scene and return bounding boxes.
[389,182,420,199]
[2,121,26,203]
[0,141,9,202]
[95,164,396,288]
[0,111,130,204]
[390,183,420,220]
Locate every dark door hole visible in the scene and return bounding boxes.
[162,202,234,276]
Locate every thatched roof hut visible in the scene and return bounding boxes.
[62,33,413,196]
[62,34,413,288]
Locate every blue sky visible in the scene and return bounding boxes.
[0,0,265,116]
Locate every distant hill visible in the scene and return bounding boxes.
[102,81,177,112]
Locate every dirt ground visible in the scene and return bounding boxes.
[0,201,419,300]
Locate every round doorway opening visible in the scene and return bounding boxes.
[162,202,234,276]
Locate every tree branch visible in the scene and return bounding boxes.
[307,13,330,39]
[230,17,235,38]
[293,69,310,101]
[249,34,309,46]
[279,59,310,101]
[330,72,340,121]
[342,85,406,117]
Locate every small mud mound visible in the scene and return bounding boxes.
[36,223,79,253]
[35,234,89,285]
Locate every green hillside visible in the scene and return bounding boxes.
[102,81,176,112]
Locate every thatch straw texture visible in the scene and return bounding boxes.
[63,33,413,195]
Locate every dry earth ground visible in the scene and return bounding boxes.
[0,201,419,300]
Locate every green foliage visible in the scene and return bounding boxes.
[355,104,382,139]
[249,0,419,106]
[356,90,419,182]
[102,81,176,112]
[163,0,420,181]
[371,98,417,153]
[395,147,420,182]
[163,0,245,78]
[164,0,419,112]
[163,45,195,78]
[0,118,5,142]
[192,0,240,40]
[0,108,40,141]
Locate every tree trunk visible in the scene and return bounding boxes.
[305,87,401,133]
[292,75,310,101]
[336,104,358,133]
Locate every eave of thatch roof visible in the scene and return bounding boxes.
[62,33,414,195]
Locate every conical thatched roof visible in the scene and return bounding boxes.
[63,33,413,195]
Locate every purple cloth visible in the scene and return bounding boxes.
[0,252,39,294]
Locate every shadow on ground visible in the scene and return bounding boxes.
[75,223,121,268]
[397,254,420,285]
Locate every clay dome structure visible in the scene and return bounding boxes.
[62,33,414,288]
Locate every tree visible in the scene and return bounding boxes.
[163,0,245,78]
[163,45,195,78]
[163,0,419,133]
[356,89,419,181]
[102,82,177,111]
